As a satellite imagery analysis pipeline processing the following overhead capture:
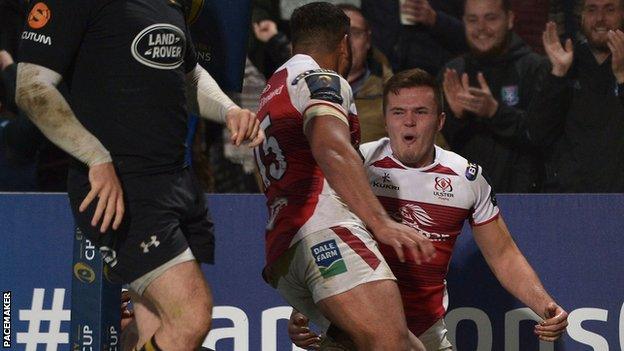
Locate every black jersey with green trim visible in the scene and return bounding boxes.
[19,0,197,175]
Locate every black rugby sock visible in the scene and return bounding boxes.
[137,335,163,351]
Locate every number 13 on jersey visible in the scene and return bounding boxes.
[254,115,287,188]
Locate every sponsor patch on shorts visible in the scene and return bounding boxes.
[311,240,347,278]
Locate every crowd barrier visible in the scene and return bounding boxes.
[1,194,623,350]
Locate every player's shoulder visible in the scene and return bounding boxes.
[360,138,391,164]
[281,55,322,83]
[283,54,351,108]
[285,55,344,85]
[435,147,486,183]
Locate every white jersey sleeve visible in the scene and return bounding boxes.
[359,140,378,163]
[289,68,354,132]
[470,165,500,226]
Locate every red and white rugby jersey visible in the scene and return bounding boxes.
[254,54,362,267]
[360,137,499,336]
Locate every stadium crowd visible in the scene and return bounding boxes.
[0,0,623,193]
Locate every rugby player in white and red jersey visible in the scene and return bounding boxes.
[253,3,435,351]
[288,69,569,350]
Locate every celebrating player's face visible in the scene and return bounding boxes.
[463,0,513,57]
[581,0,624,52]
[384,86,444,167]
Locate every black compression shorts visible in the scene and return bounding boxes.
[68,166,215,283]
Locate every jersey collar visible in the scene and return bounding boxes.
[385,141,442,172]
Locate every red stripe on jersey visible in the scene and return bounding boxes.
[378,196,469,232]
[259,61,362,267]
[371,157,407,170]
[331,226,380,270]
[422,164,458,176]
[401,286,447,336]
[374,195,472,336]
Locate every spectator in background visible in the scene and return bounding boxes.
[248,0,286,79]
[252,4,394,143]
[252,18,291,79]
[250,0,362,79]
[201,58,265,193]
[530,0,624,192]
[339,4,392,142]
[549,0,586,41]
[509,0,550,53]
[441,0,547,193]
[361,0,466,75]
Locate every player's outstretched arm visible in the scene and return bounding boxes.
[305,115,435,264]
[15,62,124,232]
[186,65,264,147]
[473,216,568,342]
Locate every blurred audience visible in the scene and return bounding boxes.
[550,0,585,41]
[441,0,547,193]
[249,0,361,78]
[248,0,286,79]
[202,59,263,193]
[250,3,394,144]
[529,0,624,192]
[340,4,392,142]
[252,19,291,79]
[4,0,624,193]
[361,0,467,75]
[0,1,69,192]
[510,0,550,53]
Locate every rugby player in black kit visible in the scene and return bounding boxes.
[16,1,263,350]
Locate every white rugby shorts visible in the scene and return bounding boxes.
[266,225,396,330]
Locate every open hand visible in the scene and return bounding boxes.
[79,162,124,233]
[457,72,499,118]
[542,22,573,77]
[372,219,436,264]
[401,0,437,27]
[253,20,279,43]
[607,29,624,83]
[443,68,467,118]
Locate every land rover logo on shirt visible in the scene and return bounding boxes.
[131,23,186,70]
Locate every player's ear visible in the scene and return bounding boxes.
[337,34,352,77]
[438,112,446,132]
[340,34,350,56]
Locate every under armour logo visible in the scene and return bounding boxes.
[140,235,160,253]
